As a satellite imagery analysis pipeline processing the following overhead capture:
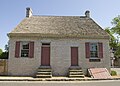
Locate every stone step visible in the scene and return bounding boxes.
[39,66,51,69]
[69,75,85,78]
[69,67,85,78]
[38,68,51,70]
[36,75,52,78]
[37,72,52,75]
[36,66,52,78]
[69,69,83,72]
[69,72,84,75]
[37,69,51,72]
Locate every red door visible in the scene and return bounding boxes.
[71,47,78,66]
[41,45,50,66]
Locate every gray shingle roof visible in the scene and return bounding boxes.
[9,16,109,39]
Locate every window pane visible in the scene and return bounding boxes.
[21,50,29,57]
[90,43,98,58]
[22,43,29,49]
[90,43,97,51]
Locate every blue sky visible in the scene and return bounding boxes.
[0,0,120,51]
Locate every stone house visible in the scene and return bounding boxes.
[8,8,110,77]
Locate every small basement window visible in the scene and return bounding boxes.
[89,58,101,62]
[42,43,50,45]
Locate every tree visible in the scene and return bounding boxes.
[111,15,120,35]
[108,15,120,58]
[5,44,9,52]
[105,27,118,49]
[0,44,9,59]
[114,43,120,58]
[0,52,8,59]
[0,49,2,55]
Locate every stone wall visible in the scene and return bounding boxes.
[0,59,8,75]
[8,37,110,76]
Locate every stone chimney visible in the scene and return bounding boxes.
[26,7,33,17]
[85,10,90,18]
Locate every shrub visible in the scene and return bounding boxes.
[111,70,117,76]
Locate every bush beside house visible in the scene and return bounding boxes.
[111,70,117,76]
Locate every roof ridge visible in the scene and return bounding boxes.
[32,15,82,17]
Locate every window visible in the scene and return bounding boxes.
[90,43,98,58]
[20,42,29,57]
[85,42,103,62]
[15,41,34,58]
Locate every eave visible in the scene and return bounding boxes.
[8,33,110,39]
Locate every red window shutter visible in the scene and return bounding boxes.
[98,43,103,58]
[15,41,20,58]
[85,42,90,58]
[29,42,34,58]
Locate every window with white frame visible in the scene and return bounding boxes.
[20,42,29,57]
[90,43,98,58]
